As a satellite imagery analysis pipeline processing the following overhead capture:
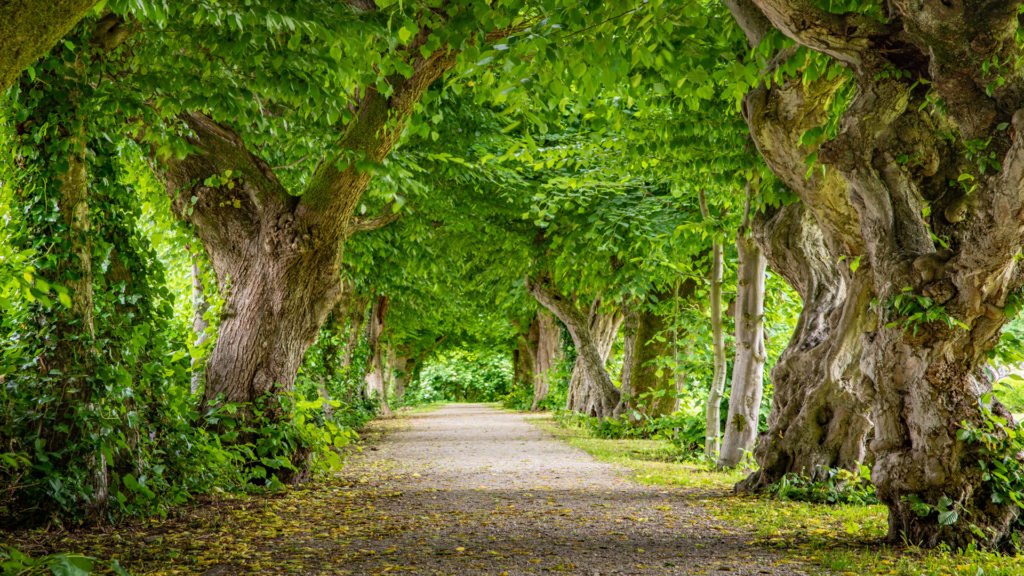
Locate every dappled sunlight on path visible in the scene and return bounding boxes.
[339,403,809,575]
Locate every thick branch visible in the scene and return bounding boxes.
[751,0,886,71]
[0,0,96,92]
[722,0,773,46]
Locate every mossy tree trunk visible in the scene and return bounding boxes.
[0,0,97,93]
[730,0,1024,548]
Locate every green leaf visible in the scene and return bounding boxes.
[938,509,959,526]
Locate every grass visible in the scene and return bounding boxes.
[527,413,1024,576]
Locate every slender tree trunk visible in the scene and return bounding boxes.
[392,355,409,402]
[531,310,561,410]
[364,295,392,418]
[528,274,622,418]
[701,191,727,460]
[189,248,210,395]
[718,190,768,469]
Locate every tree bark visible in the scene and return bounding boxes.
[154,41,455,426]
[392,354,410,402]
[718,190,768,469]
[531,310,561,410]
[619,290,688,419]
[527,274,622,418]
[189,248,210,395]
[731,0,1024,547]
[0,0,97,93]
[364,295,392,418]
[701,191,727,460]
[515,317,538,393]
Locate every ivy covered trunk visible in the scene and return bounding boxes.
[718,202,767,469]
[531,310,561,411]
[528,275,622,418]
[619,290,684,419]
[730,0,1024,547]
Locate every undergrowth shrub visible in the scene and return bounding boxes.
[768,465,878,506]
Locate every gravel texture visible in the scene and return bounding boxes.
[339,403,811,576]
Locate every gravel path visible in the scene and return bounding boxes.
[341,403,810,576]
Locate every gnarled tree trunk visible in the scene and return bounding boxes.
[718,191,768,469]
[730,0,1024,547]
[155,44,455,427]
[527,274,622,418]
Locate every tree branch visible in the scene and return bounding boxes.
[751,0,886,72]
[347,201,401,236]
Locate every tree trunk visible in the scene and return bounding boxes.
[527,274,622,418]
[619,290,687,420]
[189,248,210,395]
[0,0,97,93]
[730,0,1024,547]
[515,318,538,393]
[616,304,640,417]
[155,45,456,427]
[392,355,410,402]
[531,310,561,410]
[364,295,392,418]
[718,190,768,469]
[14,32,114,518]
[701,191,727,460]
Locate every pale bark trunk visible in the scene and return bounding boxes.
[531,310,561,410]
[527,275,622,418]
[364,295,392,418]
[701,191,727,460]
[718,192,768,469]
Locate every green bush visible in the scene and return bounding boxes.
[768,465,878,506]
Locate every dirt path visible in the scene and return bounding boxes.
[339,403,808,576]
[14,404,812,575]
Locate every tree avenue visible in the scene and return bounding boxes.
[6,0,1024,561]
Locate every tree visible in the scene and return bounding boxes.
[0,0,98,92]
[728,0,1024,548]
[718,186,767,469]
[700,190,727,460]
